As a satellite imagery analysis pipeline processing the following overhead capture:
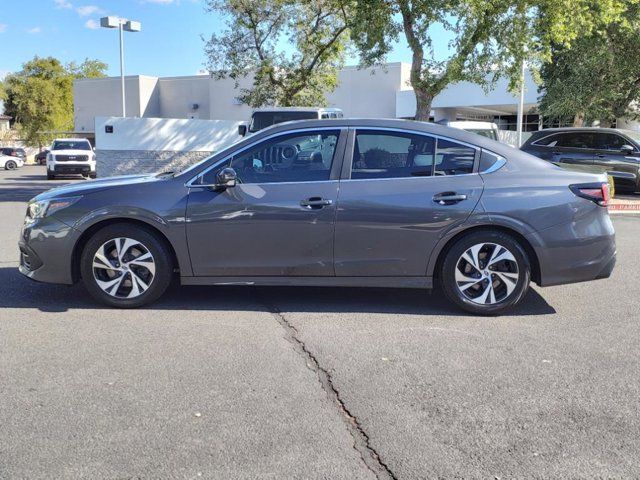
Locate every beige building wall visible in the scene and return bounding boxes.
[159,76,211,119]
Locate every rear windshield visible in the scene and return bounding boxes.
[249,111,318,133]
[52,140,91,151]
[464,129,498,141]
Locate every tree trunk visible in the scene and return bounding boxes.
[414,89,434,122]
[573,112,585,127]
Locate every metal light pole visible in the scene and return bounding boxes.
[516,58,526,147]
[100,16,142,118]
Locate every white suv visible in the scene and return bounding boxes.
[47,138,96,180]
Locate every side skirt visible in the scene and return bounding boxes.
[180,276,433,289]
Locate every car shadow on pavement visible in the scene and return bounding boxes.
[0,267,556,316]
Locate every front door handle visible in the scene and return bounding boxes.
[433,192,468,205]
[300,197,333,209]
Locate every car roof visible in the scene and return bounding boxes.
[252,107,343,113]
[53,137,91,142]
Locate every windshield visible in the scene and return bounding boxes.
[621,130,640,143]
[52,140,91,151]
[464,129,498,141]
[249,111,318,133]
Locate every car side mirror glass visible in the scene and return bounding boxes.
[214,167,237,189]
[620,144,634,154]
[238,124,247,137]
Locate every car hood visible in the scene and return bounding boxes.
[34,174,162,201]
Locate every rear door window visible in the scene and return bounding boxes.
[556,132,597,149]
[351,130,436,179]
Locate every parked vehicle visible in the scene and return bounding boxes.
[0,154,24,170]
[1,147,26,160]
[238,107,344,136]
[436,120,500,141]
[19,119,615,315]
[521,127,640,192]
[46,138,96,180]
[35,149,49,165]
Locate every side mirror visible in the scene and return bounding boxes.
[238,124,247,137]
[620,144,635,154]
[215,167,237,189]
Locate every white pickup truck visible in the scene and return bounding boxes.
[46,138,96,180]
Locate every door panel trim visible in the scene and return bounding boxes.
[181,275,433,289]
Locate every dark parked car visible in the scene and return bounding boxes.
[521,127,640,192]
[1,147,26,160]
[19,119,615,315]
[35,150,49,165]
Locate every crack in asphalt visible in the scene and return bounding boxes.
[257,293,397,480]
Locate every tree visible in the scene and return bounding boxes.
[350,0,629,120]
[204,0,351,107]
[539,2,640,127]
[3,56,107,146]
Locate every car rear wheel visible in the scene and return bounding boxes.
[441,230,531,315]
[5,160,17,170]
[80,224,173,308]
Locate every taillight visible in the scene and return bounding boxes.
[570,182,609,207]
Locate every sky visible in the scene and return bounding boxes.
[0,0,430,80]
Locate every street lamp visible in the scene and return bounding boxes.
[100,16,142,117]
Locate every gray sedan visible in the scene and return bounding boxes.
[18,119,616,315]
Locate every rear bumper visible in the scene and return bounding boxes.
[529,209,616,287]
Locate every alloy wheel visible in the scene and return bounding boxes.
[92,237,156,298]
[455,242,519,305]
[6,161,16,170]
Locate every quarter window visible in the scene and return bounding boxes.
[351,130,436,179]
[201,130,340,185]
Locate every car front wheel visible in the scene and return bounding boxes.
[441,230,531,315]
[5,160,17,170]
[80,224,173,308]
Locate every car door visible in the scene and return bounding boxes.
[549,131,597,168]
[593,132,640,189]
[186,128,346,277]
[333,128,484,277]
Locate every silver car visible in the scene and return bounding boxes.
[19,119,616,315]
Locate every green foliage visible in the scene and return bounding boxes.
[204,0,351,107]
[539,1,640,126]
[350,0,631,120]
[2,56,107,147]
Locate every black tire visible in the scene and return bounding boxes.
[89,173,97,179]
[80,223,174,308]
[441,230,531,315]
[5,160,17,170]
[47,171,55,180]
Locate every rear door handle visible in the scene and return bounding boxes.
[300,197,333,209]
[433,192,467,205]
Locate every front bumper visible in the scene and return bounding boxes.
[49,162,96,175]
[529,209,616,287]
[18,215,80,285]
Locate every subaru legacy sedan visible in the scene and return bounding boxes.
[19,119,615,315]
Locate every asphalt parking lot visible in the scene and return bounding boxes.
[1,166,639,479]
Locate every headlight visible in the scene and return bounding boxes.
[26,196,82,223]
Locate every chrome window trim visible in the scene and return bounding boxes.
[530,133,563,147]
[185,126,344,188]
[352,126,481,151]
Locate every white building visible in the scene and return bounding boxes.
[74,62,541,137]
